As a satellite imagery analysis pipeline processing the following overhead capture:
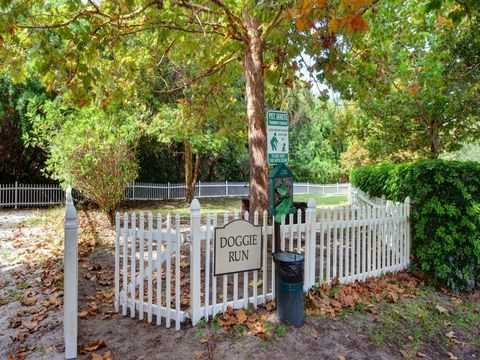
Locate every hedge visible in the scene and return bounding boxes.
[350,159,480,292]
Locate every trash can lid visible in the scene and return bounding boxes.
[273,251,304,265]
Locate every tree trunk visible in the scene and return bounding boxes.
[243,12,269,215]
[428,120,441,158]
[184,141,200,204]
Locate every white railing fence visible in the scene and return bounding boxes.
[349,186,387,207]
[1,181,350,208]
[114,196,410,328]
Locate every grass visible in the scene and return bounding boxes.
[365,291,480,357]
[122,194,349,217]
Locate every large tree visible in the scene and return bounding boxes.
[314,0,480,159]
[1,0,374,212]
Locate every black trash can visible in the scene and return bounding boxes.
[273,251,304,327]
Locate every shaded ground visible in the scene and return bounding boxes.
[1,201,479,360]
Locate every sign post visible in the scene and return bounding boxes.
[267,110,294,251]
[267,110,289,165]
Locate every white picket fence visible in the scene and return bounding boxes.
[114,196,411,328]
[0,181,349,208]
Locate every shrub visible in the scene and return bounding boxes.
[350,159,480,292]
[30,103,139,225]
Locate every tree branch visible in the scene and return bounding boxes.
[154,55,238,94]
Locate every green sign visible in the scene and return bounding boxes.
[267,110,288,165]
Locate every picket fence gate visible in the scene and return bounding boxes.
[114,196,411,328]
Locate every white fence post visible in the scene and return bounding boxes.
[190,199,201,325]
[14,181,18,209]
[336,182,339,194]
[225,181,229,196]
[64,188,78,359]
[405,196,411,267]
[307,198,317,288]
[168,182,171,199]
[306,181,310,194]
[198,181,202,198]
[132,181,136,200]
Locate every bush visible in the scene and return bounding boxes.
[350,159,480,292]
[31,104,139,225]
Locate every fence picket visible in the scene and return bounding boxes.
[114,212,120,313]
[147,213,153,323]
[165,214,172,328]
[212,213,218,316]
[319,208,325,285]
[222,213,228,312]
[122,213,128,317]
[326,208,331,284]
[262,210,268,304]
[175,214,181,330]
[243,211,249,308]
[156,213,162,326]
[139,212,145,320]
[205,215,211,320]
[130,213,137,318]
[253,211,259,309]
[339,207,344,281]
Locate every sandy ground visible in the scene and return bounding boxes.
[0,209,64,359]
[1,207,478,360]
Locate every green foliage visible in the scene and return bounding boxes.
[350,160,480,291]
[323,0,480,160]
[0,75,53,182]
[288,96,347,183]
[28,101,139,224]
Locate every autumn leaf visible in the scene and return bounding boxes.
[447,352,459,360]
[265,300,276,312]
[80,339,106,354]
[435,304,449,315]
[79,310,89,319]
[236,308,247,324]
[192,350,205,358]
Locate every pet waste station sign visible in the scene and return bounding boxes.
[267,110,289,165]
[214,220,262,276]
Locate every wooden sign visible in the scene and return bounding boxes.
[214,219,262,276]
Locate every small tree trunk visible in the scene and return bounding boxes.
[243,12,269,215]
[184,141,201,204]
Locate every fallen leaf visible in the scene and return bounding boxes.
[311,330,320,339]
[447,352,459,360]
[416,352,427,358]
[248,279,263,288]
[236,309,247,324]
[435,304,449,315]
[399,349,410,358]
[192,350,205,358]
[199,335,210,344]
[337,356,346,360]
[79,311,89,319]
[445,331,456,339]
[80,339,106,353]
[265,300,276,312]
